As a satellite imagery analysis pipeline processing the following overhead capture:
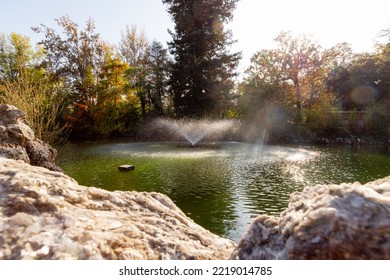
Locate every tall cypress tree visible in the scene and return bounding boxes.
[162,0,241,117]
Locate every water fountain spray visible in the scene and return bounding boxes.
[156,118,236,145]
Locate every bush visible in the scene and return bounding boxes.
[0,70,67,145]
[364,103,390,137]
[302,106,345,138]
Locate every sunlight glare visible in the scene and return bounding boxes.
[230,0,389,69]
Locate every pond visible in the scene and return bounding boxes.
[56,141,390,242]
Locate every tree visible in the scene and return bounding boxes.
[119,25,150,117]
[33,16,104,107]
[323,42,355,110]
[375,28,390,103]
[241,32,326,119]
[0,33,44,81]
[237,48,295,142]
[163,0,241,117]
[274,31,324,114]
[33,16,110,136]
[239,32,357,140]
[147,41,171,115]
[93,51,141,135]
[239,49,293,113]
[98,53,129,107]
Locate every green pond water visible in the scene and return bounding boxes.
[56,141,390,242]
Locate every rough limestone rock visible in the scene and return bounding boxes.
[0,104,62,172]
[231,177,390,260]
[0,158,236,260]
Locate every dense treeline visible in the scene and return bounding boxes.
[0,1,389,144]
[238,30,390,142]
[0,17,172,141]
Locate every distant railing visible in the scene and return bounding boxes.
[337,111,367,133]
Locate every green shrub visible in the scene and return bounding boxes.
[364,104,389,137]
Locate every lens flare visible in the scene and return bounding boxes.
[350,85,377,106]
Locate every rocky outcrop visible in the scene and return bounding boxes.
[0,158,236,260]
[231,177,390,259]
[0,104,62,172]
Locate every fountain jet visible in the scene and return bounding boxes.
[156,118,236,145]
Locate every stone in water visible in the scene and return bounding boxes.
[118,165,135,171]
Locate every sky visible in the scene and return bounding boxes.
[1,0,389,73]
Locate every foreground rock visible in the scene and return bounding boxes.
[231,177,390,259]
[0,158,236,260]
[0,104,62,172]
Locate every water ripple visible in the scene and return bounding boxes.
[57,142,390,242]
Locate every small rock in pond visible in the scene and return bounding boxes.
[118,165,135,171]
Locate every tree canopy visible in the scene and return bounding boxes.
[163,0,241,117]
[239,30,390,141]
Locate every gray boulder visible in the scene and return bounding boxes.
[231,177,390,259]
[0,104,62,172]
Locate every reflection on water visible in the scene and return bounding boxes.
[57,142,390,242]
